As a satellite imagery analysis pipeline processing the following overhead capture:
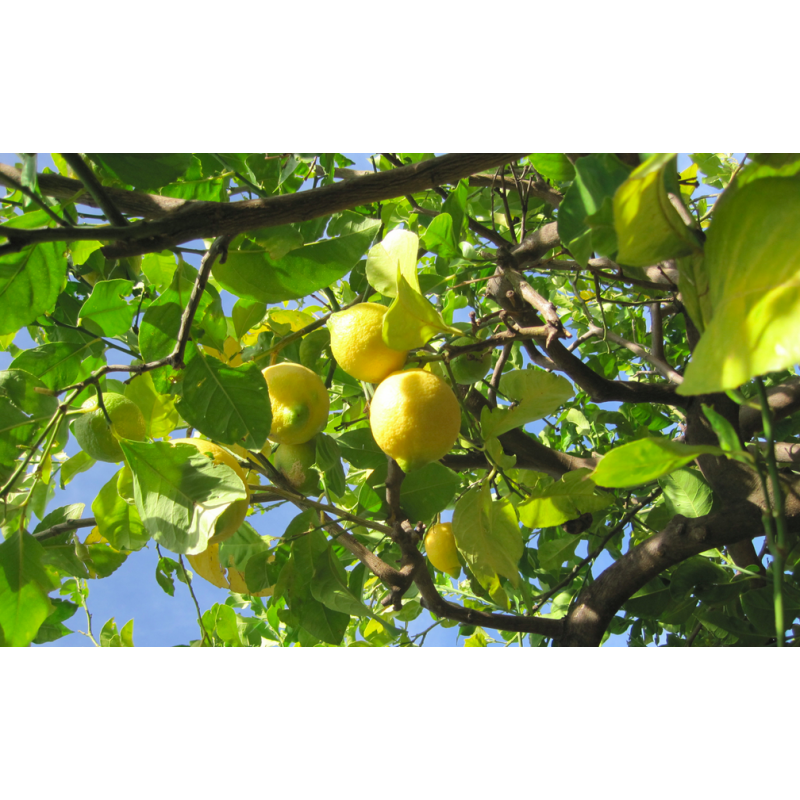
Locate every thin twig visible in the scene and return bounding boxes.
[178,554,212,647]
[61,154,128,227]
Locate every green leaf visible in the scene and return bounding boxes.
[382,269,460,350]
[680,177,800,395]
[10,340,98,391]
[0,531,56,647]
[32,597,78,644]
[214,604,242,646]
[140,251,177,291]
[0,368,59,418]
[480,369,574,440]
[119,440,248,555]
[232,298,266,340]
[613,153,700,267]
[36,505,90,579]
[557,154,632,266]
[365,228,420,298]
[218,521,270,572]
[92,468,149,551]
[538,534,580,572]
[214,218,380,304]
[0,242,67,335]
[88,154,192,190]
[669,556,729,601]
[423,213,460,258]
[59,450,95,488]
[623,578,671,618]
[175,351,271,450]
[124,372,182,439]
[336,427,386,470]
[399,462,460,524]
[592,437,723,488]
[658,469,713,519]
[77,279,135,337]
[700,404,748,459]
[528,154,576,183]
[452,483,523,589]
[676,253,711,333]
[518,469,612,528]
[484,437,516,470]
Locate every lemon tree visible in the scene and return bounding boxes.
[4,151,800,650]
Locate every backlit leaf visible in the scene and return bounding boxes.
[518,469,612,528]
[92,468,149,551]
[366,228,419,297]
[77,279,135,337]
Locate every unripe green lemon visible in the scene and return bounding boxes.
[426,522,461,578]
[449,337,493,384]
[328,303,407,383]
[369,369,461,473]
[72,392,146,463]
[262,362,329,445]
[271,438,320,495]
[171,438,250,543]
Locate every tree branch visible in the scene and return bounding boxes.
[32,517,97,542]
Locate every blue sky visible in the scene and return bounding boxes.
[1,153,738,647]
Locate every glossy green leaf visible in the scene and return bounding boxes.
[423,213,460,258]
[658,469,713,519]
[119,440,248,555]
[10,340,98,391]
[480,368,573,440]
[140,250,177,291]
[59,450,95,488]
[92,468,149,552]
[0,368,59,418]
[0,531,55,647]
[676,253,711,333]
[518,469,612,528]
[0,242,67,335]
[218,521,270,573]
[613,153,700,267]
[669,556,729,601]
[680,177,800,395]
[529,153,575,183]
[88,153,192,190]
[623,578,671,618]
[452,483,522,589]
[214,217,379,304]
[77,279,135,337]
[176,351,271,450]
[366,228,419,297]
[232,298,266,340]
[124,371,183,439]
[557,154,632,266]
[592,437,723,488]
[738,154,800,186]
[399,462,460,524]
[32,597,78,644]
[336,426,386,470]
[538,534,580,572]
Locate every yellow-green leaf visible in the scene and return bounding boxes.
[452,483,522,589]
[680,177,800,395]
[592,437,723,488]
[365,228,420,297]
[518,469,612,528]
[382,269,460,350]
[613,153,700,267]
[480,369,573,440]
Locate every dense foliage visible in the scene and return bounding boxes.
[2,152,800,647]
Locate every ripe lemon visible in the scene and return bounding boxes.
[72,392,146,463]
[187,542,274,597]
[271,438,320,495]
[171,438,250,543]
[262,362,329,445]
[426,522,461,578]
[449,337,493,385]
[369,369,461,472]
[328,303,407,383]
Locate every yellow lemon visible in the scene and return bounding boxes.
[426,522,461,578]
[262,362,329,445]
[328,303,407,383]
[369,369,461,472]
[72,392,146,463]
[171,438,250,543]
[187,542,274,597]
[271,438,320,495]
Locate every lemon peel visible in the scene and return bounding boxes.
[72,392,146,463]
[262,362,329,445]
[369,369,461,472]
[425,522,461,578]
[328,303,407,384]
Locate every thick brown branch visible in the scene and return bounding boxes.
[560,504,766,646]
[739,377,800,441]
[2,154,528,257]
[60,154,129,227]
